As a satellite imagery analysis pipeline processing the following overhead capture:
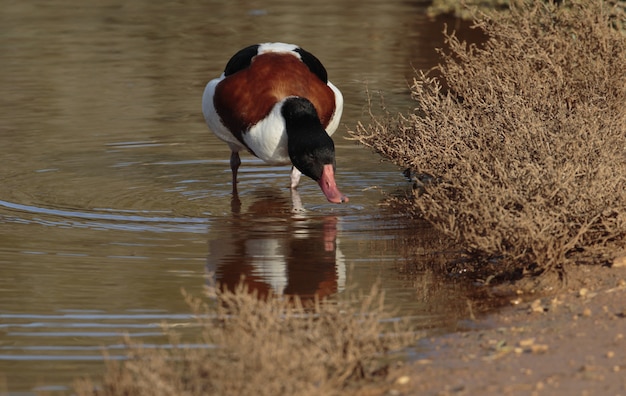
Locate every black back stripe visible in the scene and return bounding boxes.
[294,47,328,84]
[223,44,260,77]
[222,44,329,84]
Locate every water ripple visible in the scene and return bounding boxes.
[0,199,209,233]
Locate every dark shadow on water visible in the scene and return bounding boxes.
[207,189,344,300]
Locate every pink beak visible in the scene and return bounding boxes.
[318,164,348,204]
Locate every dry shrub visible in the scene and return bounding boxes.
[74,284,415,396]
[352,0,626,275]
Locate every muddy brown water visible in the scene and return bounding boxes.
[0,1,483,393]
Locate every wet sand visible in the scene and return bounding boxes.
[360,264,626,395]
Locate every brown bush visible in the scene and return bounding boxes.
[74,284,415,396]
[351,0,626,276]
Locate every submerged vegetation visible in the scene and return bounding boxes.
[352,0,626,277]
[74,284,415,396]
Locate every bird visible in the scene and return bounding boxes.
[202,42,348,204]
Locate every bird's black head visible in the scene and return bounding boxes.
[281,97,348,203]
[282,97,336,181]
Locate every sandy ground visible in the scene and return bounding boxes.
[375,264,626,396]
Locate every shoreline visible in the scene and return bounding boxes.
[370,265,626,395]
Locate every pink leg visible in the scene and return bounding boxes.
[290,166,302,189]
[290,188,304,212]
[230,151,241,193]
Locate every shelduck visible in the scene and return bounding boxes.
[202,42,348,203]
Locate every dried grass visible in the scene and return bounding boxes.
[73,283,415,396]
[351,0,626,276]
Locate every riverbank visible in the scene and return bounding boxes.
[367,264,626,395]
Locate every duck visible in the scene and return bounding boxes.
[202,42,348,204]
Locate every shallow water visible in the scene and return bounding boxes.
[0,1,482,393]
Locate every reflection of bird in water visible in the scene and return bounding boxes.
[202,42,348,204]
[206,190,345,300]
